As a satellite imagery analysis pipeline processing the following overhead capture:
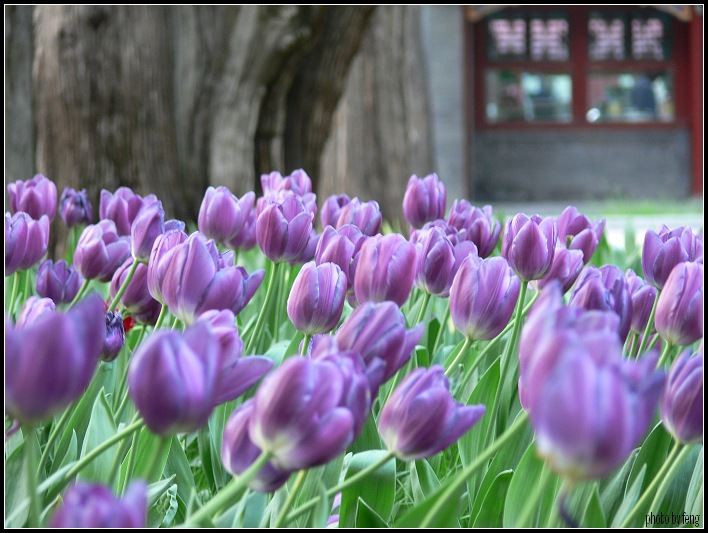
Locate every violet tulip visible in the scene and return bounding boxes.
[7,173,57,221]
[36,259,83,305]
[447,201,501,258]
[5,212,50,276]
[73,220,131,282]
[315,225,361,285]
[16,296,56,328]
[99,187,158,236]
[642,225,703,289]
[449,255,520,340]
[661,351,703,444]
[101,311,125,362]
[131,200,165,263]
[625,268,658,334]
[6,294,104,423]
[414,226,456,297]
[147,227,188,304]
[256,194,314,263]
[320,194,351,229]
[557,206,605,264]
[59,187,93,227]
[353,233,417,307]
[502,213,557,281]
[110,258,161,324]
[402,173,447,229]
[335,198,382,237]
[287,261,347,335]
[655,261,703,346]
[379,366,486,460]
[532,246,584,294]
[261,169,313,198]
[50,481,147,528]
[198,187,256,248]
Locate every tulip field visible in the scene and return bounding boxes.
[5,171,703,528]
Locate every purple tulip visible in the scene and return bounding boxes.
[6,294,104,423]
[73,220,131,282]
[198,187,256,248]
[110,258,161,324]
[502,213,557,281]
[147,228,188,304]
[532,246,584,294]
[315,225,359,286]
[152,232,264,324]
[102,311,126,362]
[661,351,703,444]
[164,219,185,233]
[226,207,257,251]
[320,194,352,229]
[569,265,633,342]
[16,296,56,328]
[261,169,313,198]
[642,225,703,289]
[288,228,320,266]
[222,400,292,492]
[414,227,456,297]
[256,194,314,263]
[287,261,347,335]
[625,269,658,334]
[7,174,58,221]
[99,187,158,236]
[354,233,417,307]
[36,259,83,305]
[5,212,50,276]
[335,301,423,395]
[335,198,382,237]
[655,262,703,346]
[447,201,501,258]
[450,255,520,340]
[557,206,606,264]
[59,187,93,228]
[50,480,147,528]
[131,200,165,263]
[379,366,486,460]
[249,357,360,471]
[402,173,447,229]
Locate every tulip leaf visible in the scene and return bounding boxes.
[56,430,78,471]
[356,497,389,527]
[349,413,383,454]
[146,476,177,527]
[78,388,117,484]
[263,339,293,367]
[148,482,178,528]
[129,428,172,485]
[339,451,396,528]
[4,440,30,527]
[503,443,552,527]
[657,445,701,520]
[582,484,607,528]
[242,491,268,528]
[197,427,217,492]
[426,316,441,355]
[599,451,636,523]
[392,474,461,528]
[472,469,512,527]
[207,403,230,490]
[610,464,646,527]
[164,435,197,510]
[552,480,596,528]
[627,422,671,497]
[292,455,344,527]
[685,447,703,516]
[410,460,440,505]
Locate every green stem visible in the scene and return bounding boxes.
[121,429,142,494]
[444,337,472,377]
[273,469,308,528]
[108,413,141,487]
[301,334,311,356]
[153,304,168,331]
[647,334,661,352]
[414,292,432,327]
[37,405,76,475]
[186,450,272,527]
[619,440,683,528]
[645,444,693,525]
[8,270,20,318]
[657,343,675,368]
[68,278,90,309]
[24,425,40,528]
[108,259,139,312]
[286,451,395,523]
[245,261,281,355]
[516,462,552,527]
[636,293,659,358]
[145,437,171,483]
[419,413,529,528]
[432,306,450,355]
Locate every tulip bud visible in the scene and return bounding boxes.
[625,269,658,334]
[261,169,313,198]
[7,173,58,221]
[532,246,584,294]
[110,258,161,324]
[99,187,158,236]
[335,198,382,237]
[414,227,456,297]
[557,206,605,264]
[16,296,56,328]
[198,187,256,248]
[661,351,703,444]
[256,194,314,263]
[320,194,351,229]
[287,262,347,335]
[130,200,164,263]
[36,259,83,305]
[147,228,188,304]
[502,213,557,281]
[73,220,131,282]
[5,212,50,276]
[50,481,147,528]
[402,173,447,229]
[102,311,126,362]
[655,262,703,346]
[642,225,703,289]
[59,187,93,227]
[447,201,501,258]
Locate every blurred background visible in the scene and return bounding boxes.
[5,5,703,227]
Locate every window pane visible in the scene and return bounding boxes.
[589,13,627,60]
[530,17,569,61]
[586,71,675,122]
[589,10,672,61]
[485,70,573,123]
[487,18,527,60]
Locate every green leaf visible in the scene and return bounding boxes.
[599,451,636,523]
[292,455,344,527]
[56,430,78,471]
[129,428,172,485]
[426,316,441,355]
[339,451,396,528]
[582,484,607,528]
[503,443,553,527]
[263,339,293,367]
[306,482,330,528]
[348,412,382,454]
[148,483,179,528]
[242,491,269,528]
[556,480,596,528]
[685,447,703,516]
[78,389,117,484]
[164,435,197,510]
[415,345,429,368]
[627,422,671,497]
[197,427,216,492]
[472,470,512,527]
[410,460,440,505]
[356,497,389,528]
[4,440,30,527]
[610,464,646,527]
[393,475,461,528]
[657,445,701,522]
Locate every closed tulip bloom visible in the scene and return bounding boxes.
[447,201,501,258]
[315,225,358,285]
[655,262,703,346]
[625,269,658,334]
[147,228,188,304]
[36,259,83,304]
[261,169,313,197]
[414,227,457,297]
[227,207,257,251]
[222,400,292,492]
[642,225,703,289]
[287,261,347,335]
[402,173,447,229]
[335,198,382,237]
[110,258,161,324]
[155,232,265,324]
[5,212,50,276]
[379,366,486,461]
[50,481,147,528]
[131,201,165,263]
[99,187,158,236]
[532,350,665,480]
[335,301,423,394]
[502,213,557,281]
[450,256,520,340]
[249,357,359,471]
[59,187,93,227]
[73,220,131,282]
[532,246,584,294]
[661,351,703,444]
[164,219,185,233]
[101,311,126,362]
[256,194,314,263]
[198,187,256,248]
[320,194,351,228]
[6,294,104,423]
[16,296,56,328]
[557,206,606,264]
[7,173,58,221]
[288,228,320,266]
[354,233,417,307]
